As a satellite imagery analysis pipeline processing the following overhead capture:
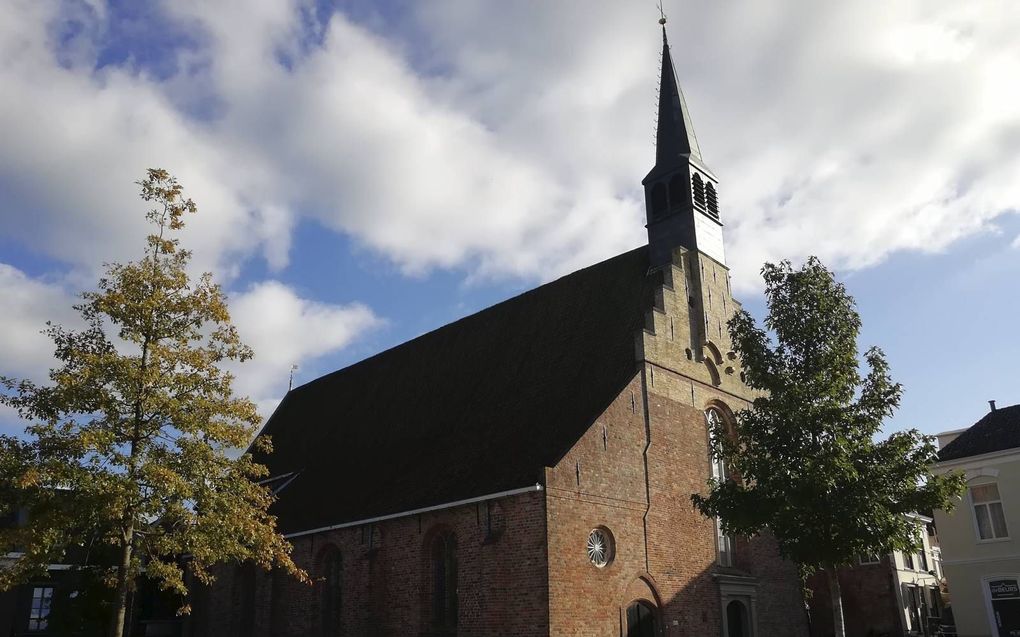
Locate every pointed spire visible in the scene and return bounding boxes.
[648,26,707,180]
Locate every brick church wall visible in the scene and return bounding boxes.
[806,559,902,637]
[196,489,548,637]
[544,369,808,636]
[195,252,809,637]
[543,249,809,636]
[546,373,655,636]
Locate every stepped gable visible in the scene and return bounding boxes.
[939,403,1020,462]
[254,245,660,534]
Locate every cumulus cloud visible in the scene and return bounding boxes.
[1,0,1019,296]
[0,264,380,432]
[227,280,382,417]
[0,265,79,383]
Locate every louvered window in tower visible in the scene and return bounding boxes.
[705,183,719,219]
[692,174,706,209]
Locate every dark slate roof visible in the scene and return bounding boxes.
[645,27,714,183]
[938,404,1020,462]
[254,246,658,534]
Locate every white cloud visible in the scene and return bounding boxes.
[1,0,1019,296]
[0,263,379,431]
[228,280,382,417]
[0,264,79,383]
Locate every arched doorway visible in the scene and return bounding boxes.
[626,600,657,637]
[726,599,751,637]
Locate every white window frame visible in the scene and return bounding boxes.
[28,586,54,632]
[858,554,881,565]
[969,482,1010,542]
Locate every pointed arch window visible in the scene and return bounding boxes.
[692,174,706,209]
[706,407,734,566]
[431,531,458,633]
[650,183,668,218]
[705,182,719,219]
[318,546,342,636]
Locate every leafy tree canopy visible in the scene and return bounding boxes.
[0,169,307,637]
[692,257,964,570]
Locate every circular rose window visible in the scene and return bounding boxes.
[587,527,614,568]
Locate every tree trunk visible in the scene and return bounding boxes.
[108,526,134,637]
[827,566,846,637]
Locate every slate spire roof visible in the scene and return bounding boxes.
[253,247,658,534]
[938,403,1020,462]
[647,26,712,182]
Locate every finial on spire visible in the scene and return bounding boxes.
[657,0,667,25]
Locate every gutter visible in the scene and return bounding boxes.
[284,483,544,539]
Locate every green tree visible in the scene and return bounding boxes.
[0,169,307,637]
[691,257,964,637]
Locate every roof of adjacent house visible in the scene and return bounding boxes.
[253,245,657,534]
[938,404,1020,462]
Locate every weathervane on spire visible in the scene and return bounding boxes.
[657,0,667,25]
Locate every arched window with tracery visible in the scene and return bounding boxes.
[706,407,734,566]
[430,531,458,634]
[692,173,706,209]
[318,546,342,636]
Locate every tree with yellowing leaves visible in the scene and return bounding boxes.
[0,169,307,637]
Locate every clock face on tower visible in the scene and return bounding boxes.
[694,212,726,265]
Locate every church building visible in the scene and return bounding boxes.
[197,24,810,637]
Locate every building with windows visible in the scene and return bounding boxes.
[0,503,183,636]
[195,24,809,637]
[806,514,945,637]
[933,402,1020,637]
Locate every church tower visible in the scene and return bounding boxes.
[640,20,738,378]
[643,24,725,269]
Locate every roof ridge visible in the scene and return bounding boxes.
[292,245,648,394]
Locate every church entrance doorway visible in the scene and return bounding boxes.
[625,600,657,637]
[726,599,751,637]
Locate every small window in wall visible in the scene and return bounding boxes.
[431,532,458,632]
[904,551,915,570]
[319,547,342,636]
[859,554,880,565]
[972,483,1009,540]
[29,586,54,631]
[587,527,614,568]
[717,526,734,567]
[905,584,926,632]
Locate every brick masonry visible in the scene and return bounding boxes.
[805,559,902,637]
[194,249,809,636]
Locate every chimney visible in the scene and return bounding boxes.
[989,400,997,412]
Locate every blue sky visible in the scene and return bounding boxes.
[1,0,1018,437]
